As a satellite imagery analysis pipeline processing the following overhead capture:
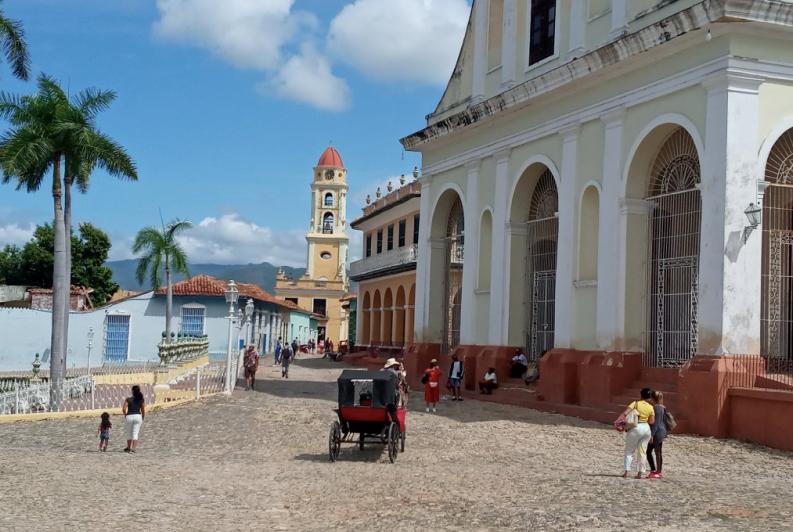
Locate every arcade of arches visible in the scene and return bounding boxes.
[359,276,416,348]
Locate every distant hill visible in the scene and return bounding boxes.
[106,260,306,293]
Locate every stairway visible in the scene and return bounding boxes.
[609,368,688,433]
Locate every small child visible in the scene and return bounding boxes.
[97,412,112,452]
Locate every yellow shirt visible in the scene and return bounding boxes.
[630,400,655,423]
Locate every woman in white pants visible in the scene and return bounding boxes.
[122,385,146,453]
[622,387,655,479]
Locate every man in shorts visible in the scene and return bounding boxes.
[448,353,464,401]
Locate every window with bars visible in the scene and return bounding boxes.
[104,314,130,362]
[398,219,406,247]
[181,306,205,336]
[413,214,420,245]
[366,234,372,257]
[387,224,394,251]
[529,0,556,65]
[377,229,383,254]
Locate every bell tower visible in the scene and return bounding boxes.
[275,146,350,344]
[307,146,349,285]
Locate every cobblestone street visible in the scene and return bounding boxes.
[1,355,792,531]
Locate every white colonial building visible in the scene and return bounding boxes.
[401,0,793,368]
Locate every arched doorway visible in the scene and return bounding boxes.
[383,288,394,346]
[762,128,793,364]
[644,128,702,367]
[443,197,464,353]
[395,286,406,347]
[371,290,382,345]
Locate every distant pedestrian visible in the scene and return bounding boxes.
[281,344,293,378]
[621,387,655,479]
[478,367,498,395]
[291,338,299,359]
[122,385,145,454]
[243,344,259,391]
[647,391,670,479]
[422,359,441,413]
[448,353,464,401]
[97,412,112,452]
[274,338,283,366]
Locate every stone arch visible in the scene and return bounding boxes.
[361,291,371,345]
[506,160,560,356]
[383,288,394,346]
[395,286,406,347]
[624,123,702,365]
[428,187,465,352]
[371,289,382,345]
[478,208,493,290]
[322,212,334,234]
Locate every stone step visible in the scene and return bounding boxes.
[639,367,681,386]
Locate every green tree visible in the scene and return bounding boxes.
[133,220,192,342]
[0,244,22,284]
[0,1,30,80]
[0,75,136,399]
[72,223,118,306]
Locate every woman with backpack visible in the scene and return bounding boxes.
[647,390,673,479]
[620,387,655,479]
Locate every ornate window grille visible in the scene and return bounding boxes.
[442,197,464,354]
[180,306,205,336]
[644,128,702,367]
[525,170,558,360]
[104,314,131,363]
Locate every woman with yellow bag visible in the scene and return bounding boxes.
[620,387,655,479]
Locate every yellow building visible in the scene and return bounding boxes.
[275,147,349,344]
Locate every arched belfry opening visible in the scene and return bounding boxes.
[644,128,702,367]
[762,128,793,364]
[525,170,559,359]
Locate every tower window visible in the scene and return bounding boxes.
[376,229,383,254]
[529,0,556,66]
[324,192,333,206]
[387,224,394,251]
[320,251,332,260]
[313,298,327,316]
[366,234,372,257]
[398,219,406,247]
[322,212,334,234]
[413,214,420,245]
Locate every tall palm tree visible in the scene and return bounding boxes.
[133,220,192,343]
[0,75,136,401]
[0,1,30,80]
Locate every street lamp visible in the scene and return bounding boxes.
[224,280,239,394]
[86,328,94,409]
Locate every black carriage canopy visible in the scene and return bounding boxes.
[337,370,398,408]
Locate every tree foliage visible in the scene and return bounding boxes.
[0,222,119,305]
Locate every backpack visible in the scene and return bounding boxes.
[664,409,678,431]
[420,372,429,385]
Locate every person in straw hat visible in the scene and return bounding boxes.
[383,358,408,406]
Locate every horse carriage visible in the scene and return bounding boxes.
[328,370,406,463]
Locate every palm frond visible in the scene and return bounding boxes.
[74,87,116,120]
[149,251,163,290]
[0,14,29,81]
[78,129,137,181]
[165,219,193,242]
[169,245,190,278]
[132,226,165,254]
[134,253,151,286]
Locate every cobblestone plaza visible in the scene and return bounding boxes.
[2,356,792,531]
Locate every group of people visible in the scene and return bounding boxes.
[420,354,466,412]
[96,384,146,454]
[619,387,672,479]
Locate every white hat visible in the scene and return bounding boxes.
[383,358,399,368]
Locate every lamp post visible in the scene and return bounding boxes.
[86,327,95,409]
[224,280,239,394]
[245,298,254,346]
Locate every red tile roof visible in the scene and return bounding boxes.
[317,146,344,169]
[155,275,312,314]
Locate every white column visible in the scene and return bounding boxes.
[460,160,481,344]
[490,149,511,344]
[698,73,764,355]
[355,292,365,346]
[414,178,433,341]
[471,0,488,103]
[567,0,586,59]
[501,0,517,88]
[554,126,580,348]
[597,109,626,349]
[610,0,628,39]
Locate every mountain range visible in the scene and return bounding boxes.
[106,260,306,293]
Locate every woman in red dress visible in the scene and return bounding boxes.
[423,359,441,413]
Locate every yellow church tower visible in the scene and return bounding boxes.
[275,146,349,344]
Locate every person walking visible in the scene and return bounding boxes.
[422,359,441,413]
[291,338,299,360]
[122,385,145,454]
[281,343,293,378]
[448,353,464,401]
[647,391,669,478]
[274,338,283,366]
[97,412,112,452]
[621,387,655,479]
[243,344,259,391]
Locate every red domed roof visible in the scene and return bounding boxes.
[317,146,344,169]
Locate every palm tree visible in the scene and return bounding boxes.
[0,2,30,80]
[0,75,136,401]
[133,220,192,343]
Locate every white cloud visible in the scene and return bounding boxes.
[175,214,306,266]
[328,0,470,85]
[153,0,312,70]
[0,223,35,247]
[267,43,351,112]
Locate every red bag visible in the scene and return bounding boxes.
[613,414,627,433]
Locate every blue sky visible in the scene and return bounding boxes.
[0,0,469,265]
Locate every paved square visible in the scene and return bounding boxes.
[1,356,792,531]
